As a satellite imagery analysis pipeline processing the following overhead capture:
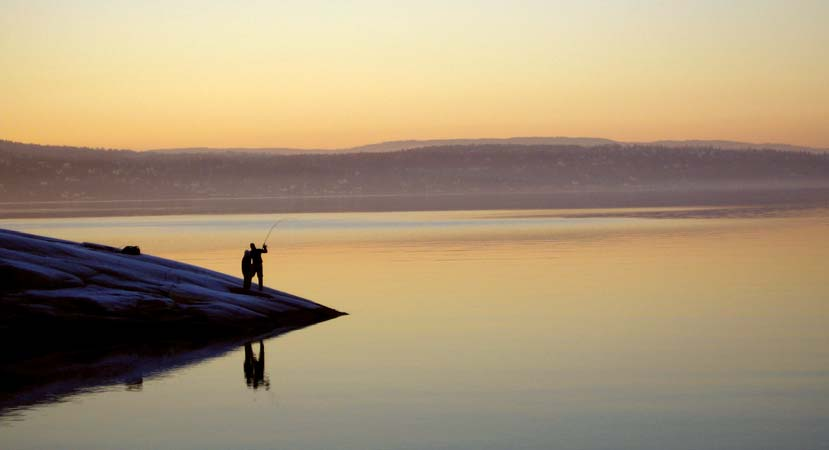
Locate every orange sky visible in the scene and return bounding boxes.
[2,1,827,149]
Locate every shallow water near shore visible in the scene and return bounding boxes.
[1,206,828,450]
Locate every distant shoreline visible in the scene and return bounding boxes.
[2,188,827,220]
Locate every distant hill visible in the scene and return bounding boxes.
[147,146,330,155]
[146,136,828,155]
[638,140,827,153]
[344,137,619,153]
[146,137,618,155]
[2,140,827,205]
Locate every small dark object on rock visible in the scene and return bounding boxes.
[121,246,141,255]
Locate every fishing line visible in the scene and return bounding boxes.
[262,219,285,246]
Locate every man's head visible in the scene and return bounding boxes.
[250,243,255,250]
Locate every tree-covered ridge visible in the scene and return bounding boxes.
[1,140,827,202]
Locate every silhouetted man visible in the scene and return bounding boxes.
[250,243,268,291]
[243,340,267,389]
[241,249,253,290]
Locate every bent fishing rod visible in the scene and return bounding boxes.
[262,219,285,246]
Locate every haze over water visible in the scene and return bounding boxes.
[1,206,827,449]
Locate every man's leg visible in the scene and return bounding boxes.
[257,267,264,290]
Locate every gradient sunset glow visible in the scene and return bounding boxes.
[2,0,827,149]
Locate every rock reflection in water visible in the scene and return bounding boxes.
[0,325,309,418]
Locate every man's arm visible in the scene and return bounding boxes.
[262,244,268,253]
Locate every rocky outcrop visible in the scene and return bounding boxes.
[0,229,344,341]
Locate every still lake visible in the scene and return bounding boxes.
[1,206,828,450]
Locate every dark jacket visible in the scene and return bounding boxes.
[251,246,267,266]
[241,250,252,274]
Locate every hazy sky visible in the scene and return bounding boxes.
[2,0,827,149]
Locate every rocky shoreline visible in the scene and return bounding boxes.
[0,228,345,344]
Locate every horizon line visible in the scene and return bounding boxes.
[3,135,827,153]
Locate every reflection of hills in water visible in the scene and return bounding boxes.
[0,326,299,419]
[494,204,829,221]
[3,189,829,220]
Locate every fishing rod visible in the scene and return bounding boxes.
[262,219,285,246]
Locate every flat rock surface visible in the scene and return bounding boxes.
[0,228,344,339]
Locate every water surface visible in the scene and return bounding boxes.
[1,207,827,449]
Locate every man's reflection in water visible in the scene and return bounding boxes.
[243,340,269,390]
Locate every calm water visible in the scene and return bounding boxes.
[1,207,828,450]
